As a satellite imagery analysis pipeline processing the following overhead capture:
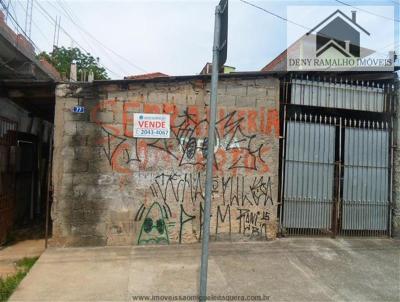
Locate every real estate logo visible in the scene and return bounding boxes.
[313,10,368,58]
[286,5,395,71]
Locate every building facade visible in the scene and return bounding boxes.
[52,70,400,246]
[52,74,280,246]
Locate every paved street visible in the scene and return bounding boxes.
[9,238,400,302]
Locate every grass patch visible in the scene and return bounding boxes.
[15,258,37,271]
[0,257,38,302]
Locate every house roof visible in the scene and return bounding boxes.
[124,72,168,80]
[306,9,370,36]
[261,33,313,72]
[89,69,396,88]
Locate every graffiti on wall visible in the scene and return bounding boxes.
[132,172,274,245]
[90,100,278,245]
[91,101,279,176]
[136,202,170,245]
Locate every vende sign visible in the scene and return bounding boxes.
[133,113,170,138]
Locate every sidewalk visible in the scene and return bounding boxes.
[9,238,400,302]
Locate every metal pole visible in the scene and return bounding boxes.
[199,4,221,301]
[53,16,58,49]
[56,16,61,47]
[5,0,10,22]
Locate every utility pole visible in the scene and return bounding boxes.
[199,0,228,301]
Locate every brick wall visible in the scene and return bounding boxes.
[52,75,280,246]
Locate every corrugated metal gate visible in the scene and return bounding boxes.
[282,114,336,235]
[341,121,390,235]
[0,117,17,244]
[280,77,394,237]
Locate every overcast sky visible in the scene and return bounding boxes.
[6,0,400,79]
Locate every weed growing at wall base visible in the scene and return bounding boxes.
[0,257,38,301]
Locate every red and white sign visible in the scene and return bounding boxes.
[133,113,170,138]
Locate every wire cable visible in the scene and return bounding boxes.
[239,0,311,31]
[54,0,147,73]
[240,0,398,46]
[334,0,400,23]
[14,0,49,43]
[240,0,398,68]
[0,0,42,52]
[48,0,132,75]
[33,0,120,78]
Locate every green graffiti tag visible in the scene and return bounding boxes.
[137,202,170,245]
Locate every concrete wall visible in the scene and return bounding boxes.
[52,76,280,246]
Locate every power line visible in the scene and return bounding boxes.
[8,0,18,24]
[54,0,147,73]
[240,0,399,42]
[334,0,400,23]
[239,0,311,31]
[33,0,120,78]
[0,0,42,52]
[39,0,146,74]
[14,0,49,44]
[4,0,19,33]
[47,0,132,76]
[56,0,75,22]
[239,0,352,42]
[240,0,398,60]
[33,0,118,76]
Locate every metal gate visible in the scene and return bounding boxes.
[282,114,336,235]
[280,77,394,237]
[281,114,391,236]
[0,117,17,244]
[341,120,390,236]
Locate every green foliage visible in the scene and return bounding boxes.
[38,46,109,80]
[0,271,26,301]
[15,257,38,271]
[0,257,38,301]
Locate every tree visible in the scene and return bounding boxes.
[38,46,109,80]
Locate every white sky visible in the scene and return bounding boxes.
[5,0,400,79]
